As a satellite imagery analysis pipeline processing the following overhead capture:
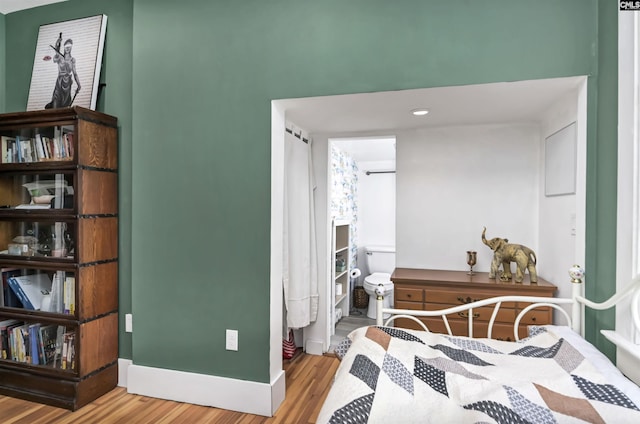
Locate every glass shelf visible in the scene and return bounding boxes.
[0,172,74,212]
[0,219,75,260]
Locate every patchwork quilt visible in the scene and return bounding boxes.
[316,326,640,423]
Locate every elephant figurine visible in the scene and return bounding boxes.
[481,227,538,283]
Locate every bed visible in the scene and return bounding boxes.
[316,266,640,423]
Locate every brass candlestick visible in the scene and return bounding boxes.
[466,250,477,275]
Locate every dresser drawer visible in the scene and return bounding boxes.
[424,302,515,324]
[396,300,424,310]
[425,289,518,309]
[417,318,530,341]
[395,287,424,302]
[420,317,467,335]
[482,322,529,341]
[517,307,552,325]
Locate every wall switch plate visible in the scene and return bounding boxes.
[125,314,133,333]
[226,329,238,351]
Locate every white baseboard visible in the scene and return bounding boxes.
[118,358,132,387]
[305,338,325,355]
[125,362,286,417]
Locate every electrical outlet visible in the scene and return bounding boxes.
[125,314,133,332]
[226,329,238,351]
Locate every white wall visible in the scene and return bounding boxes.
[357,160,396,277]
[396,124,541,273]
[538,82,587,315]
[269,103,285,379]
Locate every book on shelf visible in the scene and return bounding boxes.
[49,272,62,313]
[29,323,41,365]
[15,136,22,163]
[7,273,52,310]
[0,319,20,359]
[61,331,75,370]
[20,325,29,363]
[35,134,46,159]
[6,323,17,361]
[53,326,67,368]
[9,323,29,362]
[1,135,16,163]
[21,324,30,363]
[48,271,73,314]
[64,275,75,314]
[41,136,50,158]
[0,321,67,367]
[20,138,34,162]
[1,268,22,308]
[0,131,74,164]
[39,324,58,365]
[64,132,74,158]
[6,321,22,361]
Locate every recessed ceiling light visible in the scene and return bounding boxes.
[411,108,429,116]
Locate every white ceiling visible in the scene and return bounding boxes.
[278,76,585,135]
[276,76,585,163]
[0,0,66,14]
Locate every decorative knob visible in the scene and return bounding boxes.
[375,284,386,297]
[568,265,584,283]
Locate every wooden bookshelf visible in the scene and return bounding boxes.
[0,107,118,410]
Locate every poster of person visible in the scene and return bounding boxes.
[26,14,107,111]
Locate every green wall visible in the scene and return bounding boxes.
[3,0,134,358]
[584,0,618,359]
[3,0,620,385]
[131,0,606,384]
[0,13,5,112]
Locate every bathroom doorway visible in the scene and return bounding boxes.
[329,136,396,335]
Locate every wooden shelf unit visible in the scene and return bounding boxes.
[392,268,557,341]
[0,107,118,410]
[331,220,350,331]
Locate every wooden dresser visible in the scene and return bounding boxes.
[391,268,557,340]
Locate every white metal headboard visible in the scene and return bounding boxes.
[374,265,640,385]
[375,265,640,342]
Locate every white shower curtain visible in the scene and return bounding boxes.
[283,126,318,329]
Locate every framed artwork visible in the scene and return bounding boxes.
[545,122,577,197]
[26,14,107,111]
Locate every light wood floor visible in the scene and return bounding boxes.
[0,353,339,424]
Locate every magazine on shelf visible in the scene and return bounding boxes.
[39,324,59,365]
[7,273,52,310]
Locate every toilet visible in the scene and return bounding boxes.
[362,245,395,319]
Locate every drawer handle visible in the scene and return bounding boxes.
[531,317,536,322]
[457,296,481,305]
[458,311,480,319]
